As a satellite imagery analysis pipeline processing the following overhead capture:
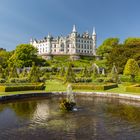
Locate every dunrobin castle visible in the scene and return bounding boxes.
[30,25,97,60]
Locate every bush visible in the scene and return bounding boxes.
[8,78,28,83]
[95,77,104,83]
[135,76,140,83]
[120,75,131,82]
[72,83,118,90]
[0,78,6,83]
[104,77,114,83]
[0,83,45,92]
[75,77,92,83]
[126,84,140,93]
[39,77,46,83]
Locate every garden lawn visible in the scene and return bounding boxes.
[45,80,67,92]
[45,80,140,95]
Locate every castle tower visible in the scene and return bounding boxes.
[45,33,52,60]
[72,24,76,32]
[92,27,96,55]
[47,34,51,54]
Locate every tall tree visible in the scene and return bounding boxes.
[97,38,119,57]
[123,59,139,82]
[9,44,47,68]
[124,38,140,47]
[0,50,12,68]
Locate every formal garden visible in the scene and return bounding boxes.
[0,38,140,95]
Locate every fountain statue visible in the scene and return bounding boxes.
[59,84,76,111]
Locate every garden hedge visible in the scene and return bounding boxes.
[0,83,45,92]
[72,83,118,90]
[126,84,140,93]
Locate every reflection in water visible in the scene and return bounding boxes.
[0,97,140,139]
[10,101,37,118]
[105,102,140,123]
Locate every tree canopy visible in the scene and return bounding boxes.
[8,44,47,68]
[124,38,140,47]
[97,38,119,57]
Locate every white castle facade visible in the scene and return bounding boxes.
[30,25,97,60]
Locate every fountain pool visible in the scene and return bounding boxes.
[0,96,140,140]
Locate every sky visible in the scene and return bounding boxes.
[0,0,140,51]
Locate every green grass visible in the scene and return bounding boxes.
[0,80,139,97]
[45,80,67,92]
[45,80,140,95]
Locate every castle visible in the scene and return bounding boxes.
[30,25,97,60]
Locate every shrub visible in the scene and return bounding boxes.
[72,83,118,90]
[39,77,46,83]
[104,77,114,83]
[28,62,40,83]
[126,84,140,93]
[0,78,6,83]
[95,77,104,83]
[0,83,45,92]
[8,78,28,83]
[75,77,92,83]
[135,76,140,83]
[120,75,131,82]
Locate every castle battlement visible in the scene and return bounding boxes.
[30,25,96,60]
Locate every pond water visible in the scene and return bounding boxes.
[0,96,140,140]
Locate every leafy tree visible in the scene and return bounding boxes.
[28,62,40,83]
[9,44,47,68]
[0,50,12,68]
[0,65,4,78]
[97,38,119,57]
[106,44,140,73]
[124,38,140,47]
[123,59,139,82]
[65,63,75,83]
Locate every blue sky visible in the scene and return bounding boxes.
[0,0,140,51]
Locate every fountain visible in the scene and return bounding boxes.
[59,84,76,111]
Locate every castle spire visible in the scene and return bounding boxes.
[72,24,76,32]
[92,27,96,35]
